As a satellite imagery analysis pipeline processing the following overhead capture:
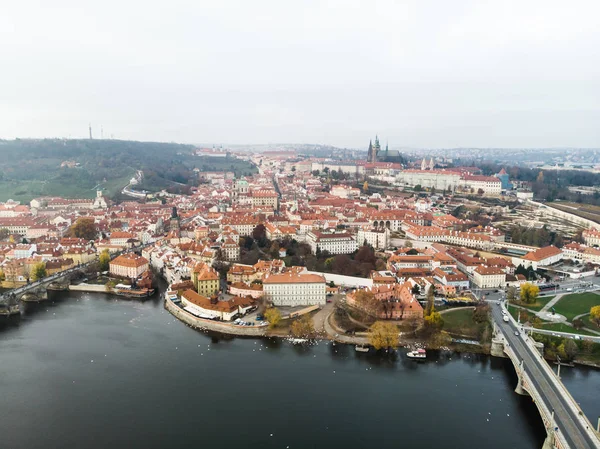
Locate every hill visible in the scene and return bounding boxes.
[0,139,256,202]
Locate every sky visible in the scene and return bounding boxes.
[1,0,599,148]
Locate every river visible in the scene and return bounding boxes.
[1,289,598,449]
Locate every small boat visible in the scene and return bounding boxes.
[406,349,426,359]
[290,338,308,345]
[355,345,370,353]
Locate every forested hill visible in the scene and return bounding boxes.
[0,139,255,202]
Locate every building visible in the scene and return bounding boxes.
[357,226,390,250]
[367,136,381,163]
[263,272,326,306]
[583,229,600,247]
[251,190,278,209]
[191,262,220,297]
[306,230,357,255]
[346,283,423,320]
[495,168,513,191]
[181,290,255,321]
[110,253,149,279]
[460,175,502,196]
[517,245,563,270]
[472,266,506,288]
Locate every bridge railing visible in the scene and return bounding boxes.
[504,345,570,449]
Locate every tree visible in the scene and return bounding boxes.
[411,284,420,295]
[290,315,314,337]
[99,249,110,271]
[264,307,281,328]
[353,289,380,316]
[368,321,399,350]
[537,171,544,183]
[424,311,444,330]
[0,228,9,241]
[520,283,540,304]
[473,303,490,323]
[67,217,98,240]
[405,240,413,248]
[477,188,484,196]
[363,181,369,192]
[31,262,47,281]
[413,184,422,192]
[590,305,600,327]
[252,224,267,246]
[572,318,584,330]
[506,286,517,301]
[425,286,435,316]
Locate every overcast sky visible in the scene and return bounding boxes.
[1,0,599,148]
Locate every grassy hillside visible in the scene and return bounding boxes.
[0,139,256,202]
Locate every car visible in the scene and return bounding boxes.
[494,289,499,293]
[514,331,519,336]
[326,299,332,303]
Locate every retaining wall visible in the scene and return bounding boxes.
[165,298,267,337]
[69,284,108,293]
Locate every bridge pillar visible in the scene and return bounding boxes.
[515,371,529,396]
[490,338,507,358]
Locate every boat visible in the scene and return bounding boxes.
[406,349,426,359]
[355,345,369,353]
[289,338,308,345]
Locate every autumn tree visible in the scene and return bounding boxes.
[290,315,315,337]
[264,307,282,328]
[520,283,540,304]
[31,262,47,281]
[590,305,600,327]
[368,321,399,350]
[67,217,98,240]
[0,228,9,241]
[353,289,380,316]
[99,249,111,271]
[473,303,490,323]
[424,310,444,330]
[363,181,369,192]
[252,224,267,247]
[506,286,517,301]
[425,285,435,316]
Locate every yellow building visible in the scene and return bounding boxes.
[192,262,220,297]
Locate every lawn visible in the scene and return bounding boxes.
[537,322,596,336]
[553,293,600,322]
[582,314,600,333]
[511,295,555,312]
[442,308,480,337]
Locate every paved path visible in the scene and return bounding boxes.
[539,293,565,313]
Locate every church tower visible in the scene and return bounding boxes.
[367,136,380,163]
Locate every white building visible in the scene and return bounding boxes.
[306,230,357,255]
[583,229,600,247]
[460,176,502,196]
[472,266,506,288]
[357,227,390,250]
[263,272,326,306]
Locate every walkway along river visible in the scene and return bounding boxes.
[1,287,599,449]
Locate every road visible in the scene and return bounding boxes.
[491,304,600,449]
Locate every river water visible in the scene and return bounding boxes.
[1,290,598,449]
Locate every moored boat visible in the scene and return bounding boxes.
[355,345,369,353]
[406,348,426,359]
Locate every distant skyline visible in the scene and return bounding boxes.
[2,1,599,148]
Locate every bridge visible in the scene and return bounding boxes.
[491,304,600,449]
[0,262,93,314]
[0,242,156,316]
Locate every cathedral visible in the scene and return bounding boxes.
[367,136,388,163]
[420,157,435,170]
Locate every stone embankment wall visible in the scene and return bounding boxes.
[69,284,108,293]
[165,298,267,337]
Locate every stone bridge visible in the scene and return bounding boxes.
[491,304,600,449]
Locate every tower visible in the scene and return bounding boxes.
[89,123,93,140]
[367,137,380,163]
[170,207,180,236]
